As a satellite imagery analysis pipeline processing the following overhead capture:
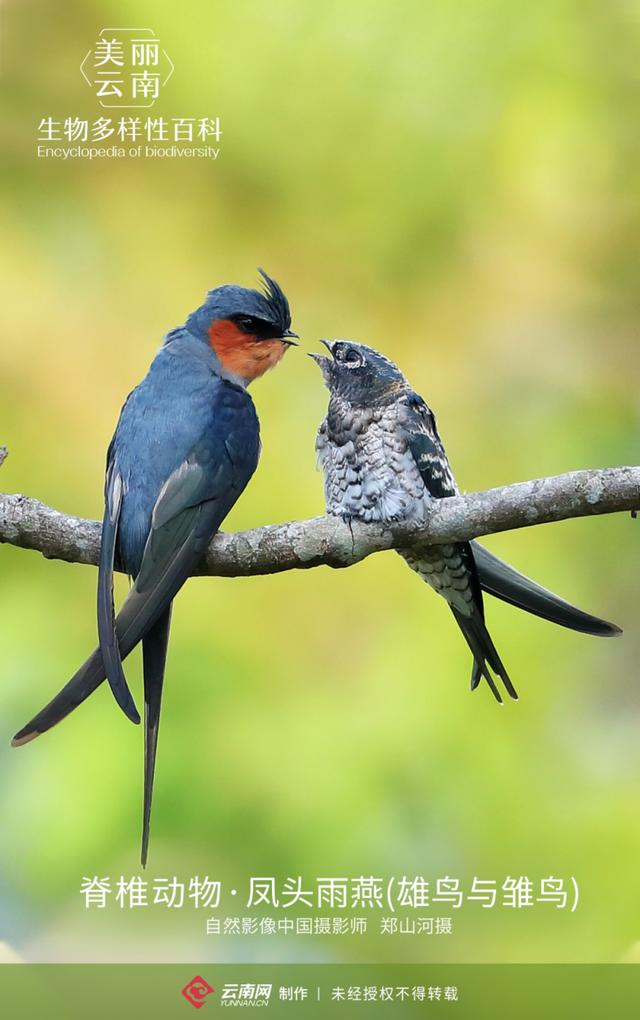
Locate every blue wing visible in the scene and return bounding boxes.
[97,450,140,724]
[12,382,260,745]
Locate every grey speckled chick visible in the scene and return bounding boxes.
[311,339,621,703]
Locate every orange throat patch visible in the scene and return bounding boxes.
[208,319,289,383]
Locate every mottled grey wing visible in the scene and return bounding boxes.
[401,391,517,702]
[401,392,458,500]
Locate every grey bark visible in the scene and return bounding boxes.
[0,463,637,578]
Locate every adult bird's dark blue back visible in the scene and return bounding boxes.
[12,270,298,865]
[311,340,621,703]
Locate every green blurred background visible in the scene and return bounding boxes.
[0,0,638,964]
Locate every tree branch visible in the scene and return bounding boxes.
[0,465,637,577]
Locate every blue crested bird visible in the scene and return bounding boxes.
[12,270,298,864]
[311,340,621,702]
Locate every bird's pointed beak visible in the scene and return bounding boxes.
[281,329,299,346]
[308,339,335,365]
[308,348,333,389]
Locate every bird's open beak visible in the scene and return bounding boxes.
[280,329,299,346]
[308,339,335,365]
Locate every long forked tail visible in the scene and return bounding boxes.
[12,581,174,746]
[11,500,215,747]
[471,542,622,637]
[12,646,107,746]
[141,606,172,868]
[451,606,518,704]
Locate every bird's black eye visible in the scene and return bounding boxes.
[236,315,257,333]
[344,348,362,367]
